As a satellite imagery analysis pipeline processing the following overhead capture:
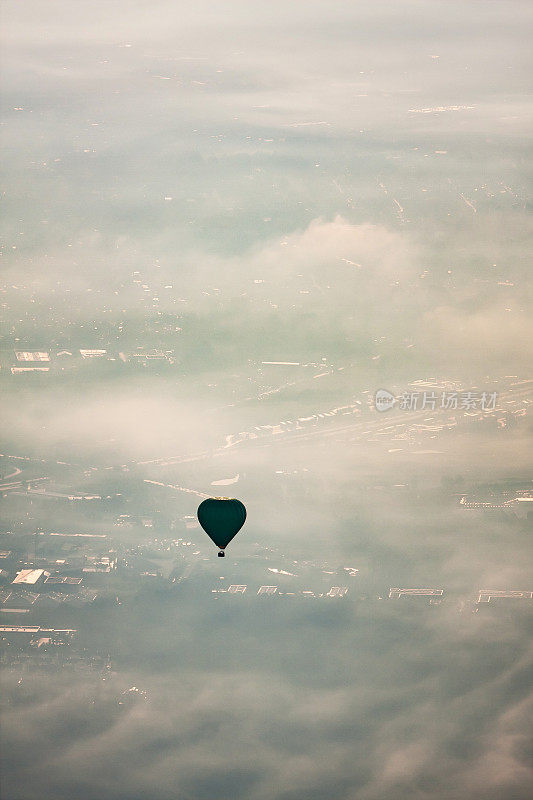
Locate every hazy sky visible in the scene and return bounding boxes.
[1,2,532,799]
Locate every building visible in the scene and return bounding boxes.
[0,626,77,648]
[326,586,348,598]
[15,351,50,361]
[11,367,50,373]
[11,569,48,588]
[477,590,533,604]
[83,555,117,574]
[79,349,107,358]
[388,588,444,600]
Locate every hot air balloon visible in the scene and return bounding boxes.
[197,497,246,557]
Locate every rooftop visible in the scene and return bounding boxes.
[12,569,46,585]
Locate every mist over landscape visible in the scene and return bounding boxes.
[1,2,532,799]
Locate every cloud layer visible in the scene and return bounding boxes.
[1,2,532,799]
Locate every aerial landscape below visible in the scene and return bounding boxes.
[1,2,532,799]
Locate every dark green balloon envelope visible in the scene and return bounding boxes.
[197,498,247,550]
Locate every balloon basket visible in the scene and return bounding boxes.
[218,551,225,557]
